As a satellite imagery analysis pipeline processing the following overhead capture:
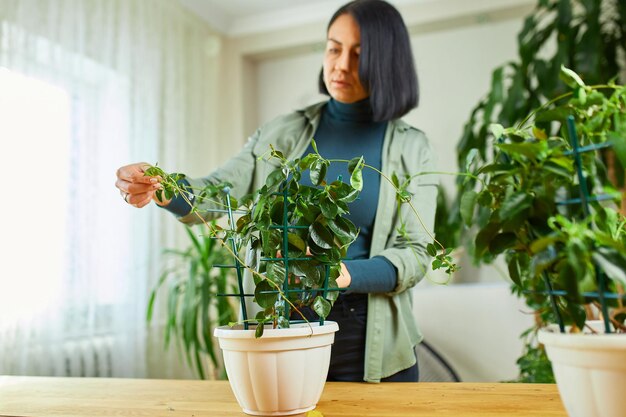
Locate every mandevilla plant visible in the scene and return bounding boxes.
[146,140,457,337]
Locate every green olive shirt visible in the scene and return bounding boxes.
[178,101,438,382]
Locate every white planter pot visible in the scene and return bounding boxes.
[538,321,626,417]
[214,321,338,416]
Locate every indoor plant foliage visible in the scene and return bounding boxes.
[149,143,364,332]
[457,0,625,180]
[450,0,626,383]
[463,68,626,417]
[463,68,626,329]
[148,141,455,333]
[442,0,626,254]
[146,223,238,380]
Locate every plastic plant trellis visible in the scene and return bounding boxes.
[541,115,621,334]
[212,179,344,330]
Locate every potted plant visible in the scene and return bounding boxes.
[144,141,455,415]
[464,67,626,417]
[446,0,626,381]
[146,222,238,380]
[144,146,363,416]
[208,147,360,416]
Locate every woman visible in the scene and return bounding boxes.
[116,0,437,383]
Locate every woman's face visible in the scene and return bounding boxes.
[323,13,369,104]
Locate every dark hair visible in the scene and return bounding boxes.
[318,0,419,122]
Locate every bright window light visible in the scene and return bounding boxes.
[0,67,71,322]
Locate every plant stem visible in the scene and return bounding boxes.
[516,84,617,130]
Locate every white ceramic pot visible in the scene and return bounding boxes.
[538,321,626,417]
[214,321,339,416]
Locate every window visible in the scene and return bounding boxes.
[0,68,71,321]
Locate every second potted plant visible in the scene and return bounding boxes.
[465,67,626,417]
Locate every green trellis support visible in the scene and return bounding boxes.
[547,115,617,334]
[213,178,343,329]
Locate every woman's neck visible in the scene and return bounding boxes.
[327,98,373,122]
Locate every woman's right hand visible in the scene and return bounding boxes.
[115,162,162,208]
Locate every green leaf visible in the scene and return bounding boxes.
[559,65,586,89]
[311,138,319,154]
[474,222,501,258]
[252,194,268,222]
[327,181,356,203]
[489,124,504,140]
[543,160,573,179]
[609,132,626,169]
[348,156,364,191]
[347,156,363,174]
[426,243,437,257]
[488,232,517,255]
[266,261,286,285]
[338,187,360,203]
[265,168,286,190]
[299,153,317,170]
[320,195,339,218]
[290,260,321,284]
[309,221,334,249]
[497,142,547,161]
[327,217,358,246]
[255,324,264,338]
[592,248,626,286]
[576,88,587,105]
[270,144,285,160]
[287,233,307,253]
[566,241,587,282]
[254,280,278,309]
[530,236,559,254]
[465,148,479,172]
[261,229,281,257]
[146,290,158,322]
[269,197,286,224]
[507,253,527,287]
[476,190,493,207]
[532,247,558,276]
[532,126,547,140]
[558,262,581,303]
[397,191,411,203]
[391,172,400,188]
[565,301,586,331]
[534,107,571,123]
[313,296,331,318]
[460,191,478,227]
[501,208,529,233]
[310,159,328,186]
[499,192,532,220]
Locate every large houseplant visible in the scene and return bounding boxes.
[146,222,238,380]
[464,67,625,417]
[443,0,626,382]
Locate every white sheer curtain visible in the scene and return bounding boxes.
[0,0,218,377]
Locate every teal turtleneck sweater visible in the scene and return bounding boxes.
[164,98,397,293]
[301,98,397,294]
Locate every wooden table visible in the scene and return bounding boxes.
[0,377,567,417]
